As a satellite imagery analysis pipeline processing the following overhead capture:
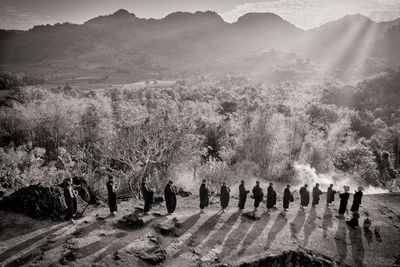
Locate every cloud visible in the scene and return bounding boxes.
[220,0,400,29]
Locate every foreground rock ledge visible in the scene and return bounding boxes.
[230,249,339,267]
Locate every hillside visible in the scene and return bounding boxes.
[0,192,399,266]
[1,10,399,82]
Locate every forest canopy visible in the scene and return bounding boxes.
[0,68,399,197]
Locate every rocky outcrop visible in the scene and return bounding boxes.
[0,184,66,220]
[235,249,339,267]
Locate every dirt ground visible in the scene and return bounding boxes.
[0,192,399,267]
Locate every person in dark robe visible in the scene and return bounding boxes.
[106,175,118,215]
[326,184,336,206]
[312,183,323,207]
[164,180,177,214]
[63,177,78,223]
[350,186,363,213]
[338,186,350,215]
[199,179,209,212]
[252,181,264,213]
[220,182,230,211]
[238,180,249,210]
[142,178,154,214]
[299,184,309,210]
[266,183,277,211]
[283,184,294,211]
[346,211,360,229]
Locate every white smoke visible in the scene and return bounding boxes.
[293,162,388,195]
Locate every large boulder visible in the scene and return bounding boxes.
[0,184,66,220]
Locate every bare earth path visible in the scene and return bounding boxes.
[0,193,399,266]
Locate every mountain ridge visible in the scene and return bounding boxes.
[0,9,399,81]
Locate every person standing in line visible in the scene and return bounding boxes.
[299,184,310,210]
[220,182,230,212]
[164,180,177,214]
[238,180,249,211]
[283,184,294,211]
[312,183,323,207]
[350,186,364,213]
[326,184,336,207]
[142,178,154,215]
[63,177,78,224]
[338,186,350,216]
[252,181,264,213]
[199,179,209,212]
[266,182,277,211]
[106,175,118,216]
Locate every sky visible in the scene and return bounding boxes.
[1,0,400,30]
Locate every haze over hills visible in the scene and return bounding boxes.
[0,9,399,82]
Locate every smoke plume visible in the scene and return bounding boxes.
[293,162,388,195]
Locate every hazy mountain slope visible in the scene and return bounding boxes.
[0,10,303,65]
[0,10,399,81]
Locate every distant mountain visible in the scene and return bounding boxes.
[303,15,399,60]
[0,10,399,80]
[0,10,302,65]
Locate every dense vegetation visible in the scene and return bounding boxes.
[1,68,399,198]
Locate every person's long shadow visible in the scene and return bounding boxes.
[290,209,306,239]
[91,214,169,263]
[201,211,241,251]
[335,217,347,264]
[220,213,255,259]
[265,214,288,249]
[173,211,222,259]
[174,212,202,237]
[237,212,270,256]
[3,219,108,267]
[322,206,333,239]
[349,226,365,267]
[303,207,317,246]
[0,222,68,263]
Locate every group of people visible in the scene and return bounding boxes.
[63,175,364,228]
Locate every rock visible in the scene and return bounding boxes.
[59,250,77,265]
[135,207,144,213]
[155,217,180,236]
[154,196,164,203]
[113,251,121,261]
[134,247,166,265]
[0,184,66,220]
[238,249,339,266]
[177,188,192,197]
[132,235,166,265]
[242,212,260,220]
[117,212,144,229]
